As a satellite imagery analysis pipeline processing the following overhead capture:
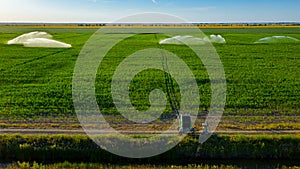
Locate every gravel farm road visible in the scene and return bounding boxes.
[1,129,300,135]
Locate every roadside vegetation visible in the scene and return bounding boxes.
[0,134,299,163]
[3,162,244,169]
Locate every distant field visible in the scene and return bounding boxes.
[1,23,300,29]
[0,27,299,130]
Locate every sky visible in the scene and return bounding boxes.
[0,0,300,23]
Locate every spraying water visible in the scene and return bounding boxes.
[7,31,72,48]
[159,35,226,45]
[255,36,300,44]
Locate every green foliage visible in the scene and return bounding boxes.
[0,134,299,164]
[6,161,300,169]
[5,161,242,169]
[0,29,93,118]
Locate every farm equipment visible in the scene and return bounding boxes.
[157,34,210,136]
[161,49,196,135]
[179,114,192,134]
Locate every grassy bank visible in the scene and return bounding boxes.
[4,162,240,169]
[0,134,299,164]
[4,161,300,169]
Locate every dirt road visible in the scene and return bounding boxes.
[1,128,300,135]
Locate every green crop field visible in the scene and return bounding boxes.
[0,26,300,168]
[0,27,300,130]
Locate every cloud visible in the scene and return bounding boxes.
[151,0,157,4]
[175,6,216,12]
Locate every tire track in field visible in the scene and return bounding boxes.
[0,50,66,72]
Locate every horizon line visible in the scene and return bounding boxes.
[1,21,300,25]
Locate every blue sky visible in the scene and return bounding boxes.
[0,0,299,23]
